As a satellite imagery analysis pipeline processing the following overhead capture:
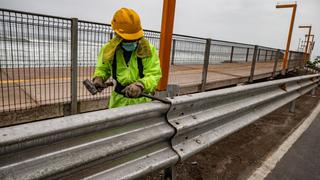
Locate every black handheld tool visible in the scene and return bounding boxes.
[82,79,114,95]
[82,79,171,104]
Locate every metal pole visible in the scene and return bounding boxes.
[311,88,316,97]
[245,48,249,62]
[287,51,292,72]
[171,39,176,65]
[109,32,113,40]
[276,4,297,72]
[201,39,211,92]
[289,100,296,113]
[158,0,176,91]
[257,49,260,62]
[265,50,268,61]
[230,46,234,63]
[272,49,280,78]
[249,45,258,83]
[271,50,274,61]
[300,26,312,63]
[71,18,78,115]
[164,166,176,180]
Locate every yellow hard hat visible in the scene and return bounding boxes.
[111,8,144,40]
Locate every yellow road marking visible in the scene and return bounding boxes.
[0,76,90,84]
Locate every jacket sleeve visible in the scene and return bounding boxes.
[138,45,162,93]
[93,44,112,81]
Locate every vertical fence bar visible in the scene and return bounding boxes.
[257,49,260,62]
[272,49,280,78]
[201,39,211,92]
[249,45,258,83]
[230,46,234,63]
[71,18,78,115]
[265,50,268,61]
[287,51,292,72]
[271,50,274,60]
[109,32,113,40]
[245,48,249,62]
[171,39,176,65]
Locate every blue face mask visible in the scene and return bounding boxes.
[121,42,138,52]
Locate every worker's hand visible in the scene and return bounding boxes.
[122,82,144,98]
[92,77,105,92]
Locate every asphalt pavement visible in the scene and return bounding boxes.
[265,111,320,180]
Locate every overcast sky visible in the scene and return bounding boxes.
[1,0,319,58]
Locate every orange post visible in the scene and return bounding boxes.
[276,3,297,73]
[299,25,312,62]
[157,0,176,91]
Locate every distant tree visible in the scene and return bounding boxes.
[307,56,320,69]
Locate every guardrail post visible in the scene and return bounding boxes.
[71,18,78,115]
[230,46,234,63]
[164,166,176,180]
[272,49,280,78]
[201,39,211,92]
[245,48,249,62]
[289,100,296,113]
[171,39,176,65]
[271,50,274,60]
[249,45,258,83]
[311,88,316,97]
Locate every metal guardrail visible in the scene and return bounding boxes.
[0,74,319,179]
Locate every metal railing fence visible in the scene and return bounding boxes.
[0,9,71,113]
[0,8,307,122]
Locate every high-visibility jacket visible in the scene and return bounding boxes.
[93,37,162,108]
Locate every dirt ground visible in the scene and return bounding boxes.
[140,87,320,180]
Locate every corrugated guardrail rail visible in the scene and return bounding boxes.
[0,74,319,179]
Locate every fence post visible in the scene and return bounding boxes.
[230,46,234,63]
[265,50,268,62]
[109,32,113,40]
[245,48,249,62]
[271,50,274,60]
[201,39,211,92]
[287,51,292,73]
[272,49,280,78]
[171,39,176,65]
[71,18,78,115]
[257,49,260,62]
[249,45,258,83]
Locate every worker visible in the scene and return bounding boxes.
[92,8,162,108]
